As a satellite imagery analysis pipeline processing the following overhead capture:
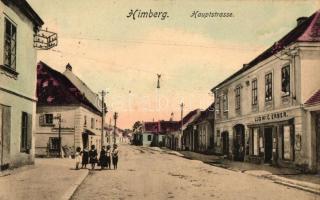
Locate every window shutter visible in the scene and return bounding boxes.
[27,113,32,151]
[39,114,44,126]
[2,106,11,165]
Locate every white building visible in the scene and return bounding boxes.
[0,0,43,170]
[212,11,320,172]
[35,62,103,157]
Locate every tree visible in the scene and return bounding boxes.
[132,121,142,132]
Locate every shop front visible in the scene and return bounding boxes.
[247,110,296,168]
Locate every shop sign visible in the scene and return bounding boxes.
[254,111,288,123]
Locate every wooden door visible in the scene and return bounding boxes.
[0,106,11,171]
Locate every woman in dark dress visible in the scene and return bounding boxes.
[99,146,107,170]
[112,144,119,170]
[81,147,89,169]
[89,145,98,170]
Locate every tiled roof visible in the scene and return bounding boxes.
[143,121,180,134]
[212,10,320,91]
[305,89,320,105]
[36,61,102,115]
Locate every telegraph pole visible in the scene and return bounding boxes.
[113,112,118,145]
[99,90,107,148]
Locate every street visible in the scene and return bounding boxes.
[71,145,318,200]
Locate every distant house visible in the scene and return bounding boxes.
[188,104,214,153]
[0,0,44,170]
[35,62,103,157]
[181,109,202,151]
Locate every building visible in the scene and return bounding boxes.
[181,109,202,151]
[212,11,320,172]
[190,104,215,153]
[0,0,44,170]
[35,62,103,157]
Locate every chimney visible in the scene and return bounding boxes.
[296,17,308,26]
[66,63,72,71]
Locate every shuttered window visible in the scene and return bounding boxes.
[21,112,32,153]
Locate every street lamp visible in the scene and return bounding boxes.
[113,112,118,145]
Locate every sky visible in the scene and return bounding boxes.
[28,0,319,129]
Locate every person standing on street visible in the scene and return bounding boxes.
[81,147,89,169]
[99,146,107,170]
[106,145,112,169]
[89,145,98,170]
[112,144,119,170]
[75,147,81,170]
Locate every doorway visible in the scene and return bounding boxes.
[264,127,273,163]
[221,131,229,156]
[233,124,245,161]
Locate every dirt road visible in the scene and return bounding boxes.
[72,144,318,200]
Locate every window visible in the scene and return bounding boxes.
[39,114,53,126]
[147,135,152,141]
[21,112,32,153]
[49,137,59,151]
[235,87,241,110]
[216,97,220,114]
[282,125,293,160]
[252,128,259,156]
[91,118,95,129]
[252,79,258,105]
[223,93,228,112]
[265,73,273,101]
[281,65,290,96]
[4,18,17,69]
[84,115,87,127]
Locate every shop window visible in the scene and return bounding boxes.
[223,93,228,112]
[252,128,259,156]
[235,86,241,111]
[4,18,17,70]
[282,125,294,160]
[252,79,258,105]
[281,65,290,96]
[265,73,273,102]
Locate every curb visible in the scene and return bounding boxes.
[61,169,89,200]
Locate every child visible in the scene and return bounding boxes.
[106,145,111,169]
[75,147,81,170]
[99,146,107,170]
[81,147,89,169]
[112,144,119,170]
[89,145,98,170]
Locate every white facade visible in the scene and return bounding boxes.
[214,41,320,171]
[0,0,43,170]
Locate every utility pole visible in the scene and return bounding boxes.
[180,103,184,150]
[113,112,118,145]
[54,113,62,158]
[99,90,107,148]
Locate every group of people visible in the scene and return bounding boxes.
[75,144,119,170]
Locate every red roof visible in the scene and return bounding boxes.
[36,61,101,115]
[143,121,180,134]
[212,10,320,91]
[305,89,320,105]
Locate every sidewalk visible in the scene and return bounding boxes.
[0,158,88,200]
[160,147,320,195]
